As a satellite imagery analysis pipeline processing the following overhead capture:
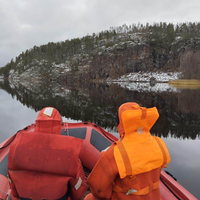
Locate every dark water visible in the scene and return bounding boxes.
[0,81,200,199]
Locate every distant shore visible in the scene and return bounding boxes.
[169,79,200,89]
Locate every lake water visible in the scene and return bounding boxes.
[0,80,200,199]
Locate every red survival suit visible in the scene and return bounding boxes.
[8,107,87,200]
[85,102,170,200]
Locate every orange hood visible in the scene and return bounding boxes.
[117,102,159,139]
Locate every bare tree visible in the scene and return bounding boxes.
[180,51,200,79]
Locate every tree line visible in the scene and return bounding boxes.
[1,22,200,78]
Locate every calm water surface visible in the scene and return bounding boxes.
[0,81,199,199]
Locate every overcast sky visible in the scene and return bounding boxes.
[1,0,200,68]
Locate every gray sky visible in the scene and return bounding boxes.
[1,0,200,68]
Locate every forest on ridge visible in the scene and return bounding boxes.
[1,22,200,80]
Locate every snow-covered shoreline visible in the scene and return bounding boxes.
[112,72,182,92]
[113,71,182,83]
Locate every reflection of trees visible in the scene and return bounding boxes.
[0,81,200,139]
[178,89,200,114]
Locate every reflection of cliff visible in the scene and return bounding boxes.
[0,81,200,139]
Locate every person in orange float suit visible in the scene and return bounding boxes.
[84,102,170,200]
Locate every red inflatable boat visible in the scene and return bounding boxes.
[0,107,198,200]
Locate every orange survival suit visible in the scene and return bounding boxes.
[8,107,87,200]
[85,102,170,200]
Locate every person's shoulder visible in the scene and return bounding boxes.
[153,136,171,164]
[101,143,116,156]
[154,136,167,147]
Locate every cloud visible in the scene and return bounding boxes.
[0,0,200,67]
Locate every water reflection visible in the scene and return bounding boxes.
[0,80,200,139]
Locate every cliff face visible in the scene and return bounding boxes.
[59,44,180,84]
[62,45,182,84]
[89,45,150,79]
[90,45,159,79]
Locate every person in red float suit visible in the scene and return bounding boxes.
[8,107,87,200]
